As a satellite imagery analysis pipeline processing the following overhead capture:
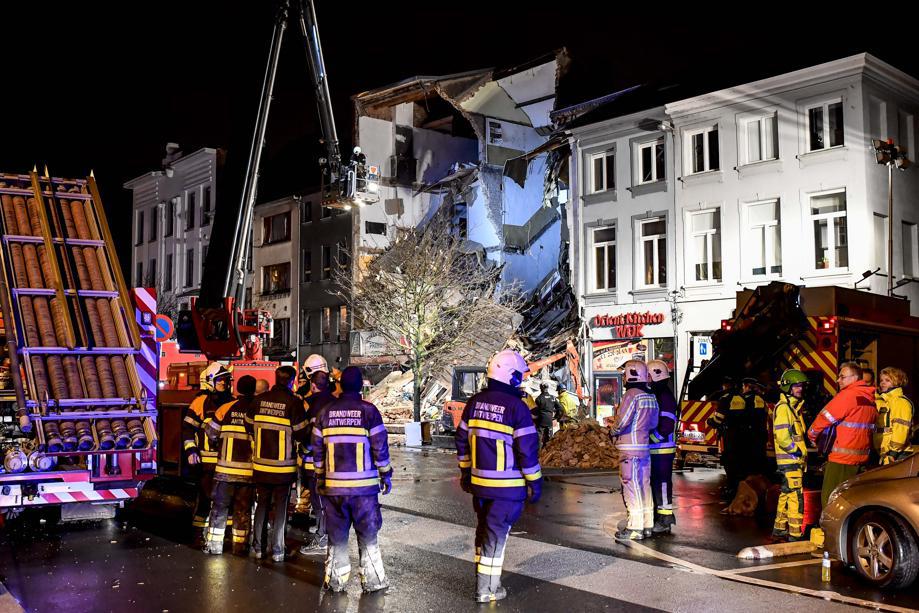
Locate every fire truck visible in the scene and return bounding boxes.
[0,171,158,520]
[677,282,919,467]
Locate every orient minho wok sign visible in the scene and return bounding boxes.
[592,311,666,339]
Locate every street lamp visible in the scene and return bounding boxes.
[872,138,912,296]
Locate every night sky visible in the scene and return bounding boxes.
[2,2,917,271]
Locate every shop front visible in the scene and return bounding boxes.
[586,304,675,420]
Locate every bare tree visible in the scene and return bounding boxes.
[334,221,521,421]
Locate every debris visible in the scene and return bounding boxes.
[366,370,414,423]
[538,420,619,469]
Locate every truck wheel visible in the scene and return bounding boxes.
[849,511,919,588]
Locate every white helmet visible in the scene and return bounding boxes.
[200,363,233,392]
[302,353,329,378]
[487,350,529,387]
[647,360,670,382]
[353,146,362,155]
[622,360,649,384]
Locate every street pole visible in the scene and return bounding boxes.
[888,160,894,296]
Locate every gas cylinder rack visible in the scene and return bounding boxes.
[0,171,156,514]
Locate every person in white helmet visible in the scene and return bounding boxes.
[610,360,659,541]
[297,353,329,398]
[455,349,542,603]
[646,360,677,534]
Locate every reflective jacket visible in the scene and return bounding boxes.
[245,385,310,484]
[207,396,256,482]
[875,387,914,462]
[312,392,392,497]
[707,392,748,432]
[611,384,659,457]
[455,379,542,501]
[648,381,677,455]
[558,391,579,420]
[182,390,233,468]
[773,393,807,467]
[808,381,877,465]
[300,389,338,473]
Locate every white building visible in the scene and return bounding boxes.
[567,54,919,415]
[124,145,218,315]
[252,194,300,361]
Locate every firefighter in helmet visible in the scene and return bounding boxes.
[646,360,677,534]
[706,376,748,497]
[771,369,808,542]
[611,360,658,541]
[299,357,338,555]
[183,363,234,546]
[456,349,541,603]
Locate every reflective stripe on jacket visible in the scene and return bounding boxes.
[245,385,310,484]
[611,386,659,457]
[875,387,914,461]
[207,397,256,482]
[772,393,807,467]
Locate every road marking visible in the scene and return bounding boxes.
[623,539,917,613]
[723,558,822,574]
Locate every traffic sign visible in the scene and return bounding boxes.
[154,314,174,342]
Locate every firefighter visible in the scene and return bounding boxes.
[533,383,562,448]
[875,367,914,465]
[706,377,748,497]
[314,366,392,594]
[557,383,579,426]
[611,360,658,541]
[297,353,328,398]
[247,365,310,562]
[646,360,677,535]
[742,377,769,475]
[455,350,541,603]
[204,375,258,555]
[183,363,234,547]
[299,367,338,555]
[771,369,808,542]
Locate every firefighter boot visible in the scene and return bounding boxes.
[323,544,351,592]
[203,526,225,555]
[475,570,507,603]
[359,543,388,593]
[614,527,644,541]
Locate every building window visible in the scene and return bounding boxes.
[636,217,666,288]
[149,258,157,286]
[201,244,208,276]
[636,138,665,185]
[165,253,174,291]
[271,318,290,348]
[365,221,386,235]
[688,208,722,282]
[591,226,616,291]
[300,310,312,344]
[898,110,915,161]
[903,222,918,278]
[135,211,144,246]
[186,191,196,230]
[244,287,252,310]
[263,212,291,244]
[741,113,778,164]
[321,245,331,279]
[806,99,844,152]
[302,200,313,224]
[321,307,331,343]
[338,305,350,342]
[135,261,143,286]
[165,197,177,237]
[875,213,889,272]
[588,150,615,193]
[202,186,212,226]
[746,200,782,276]
[869,97,886,140]
[303,249,312,282]
[686,125,719,174]
[322,206,334,219]
[262,262,291,294]
[185,249,195,287]
[149,206,158,242]
[810,191,848,269]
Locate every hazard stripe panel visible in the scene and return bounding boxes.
[24,488,138,506]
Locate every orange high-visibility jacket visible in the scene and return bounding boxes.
[808,381,877,465]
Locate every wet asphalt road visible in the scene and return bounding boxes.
[1,446,917,612]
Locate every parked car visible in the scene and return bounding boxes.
[821,453,919,588]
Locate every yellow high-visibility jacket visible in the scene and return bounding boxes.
[875,387,914,463]
[773,393,807,467]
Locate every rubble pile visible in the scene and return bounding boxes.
[539,420,619,469]
[366,370,414,423]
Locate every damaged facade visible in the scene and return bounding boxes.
[349,51,578,375]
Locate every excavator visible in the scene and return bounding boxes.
[175,0,379,362]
